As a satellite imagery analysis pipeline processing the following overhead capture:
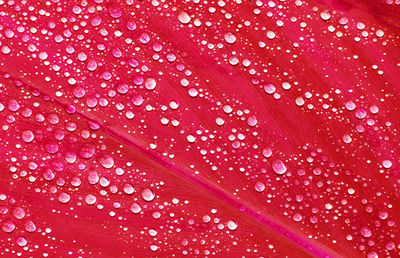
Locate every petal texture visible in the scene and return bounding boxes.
[0,0,399,257]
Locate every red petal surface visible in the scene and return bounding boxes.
[0,0,399,257]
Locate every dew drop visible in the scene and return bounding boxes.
[293,213,302,222]
[247,116,258,127]
[267,31,276,39]
[87,59,98,71]
[272,160,287,175]
[320,10,331,21]
[254,181,265,192]
[22,130,34,143]
[382,160,392,169]
[262,148,272,158]
[109,6,122,18]
[145,78,157,90]
[216,117,225,126]
[130,203,142,214]
[142,188,155,202]
[25,220,36,232]
[79,144,96,159]
[361,226,372,238]
[227,220,238,231]
[16,236,27,247]
[224,32,237,44]
[12,207,25,219]
[58,192,71,204]
[99,155,114,169]
[2,220,15,233]
[178,11,191,24]
[85,194,97,205]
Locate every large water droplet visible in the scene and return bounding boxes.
[361,226,372,238]
[224,32,237,44]
[142,188,155,202]
[58,192,71,204]
[2,220,15,233]
[254,181,265,192]
[21,130,34,143]
[99,155,114,169]
[247,116,257,127]
[79,144,96,159]
[272,160,287,175]
[178,11,191,24]
[130,203,142,214]
[227,220,237,230]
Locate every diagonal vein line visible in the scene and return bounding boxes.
[1,71,343,258]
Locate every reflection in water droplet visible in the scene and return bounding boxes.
[145,78,157,90]
[109,6,122,18]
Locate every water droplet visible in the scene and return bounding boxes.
[16,236,27,247]
[85,194,97,205]
[224,32,237,44]
[320,10,331,21]
[262,148,272,158]
[267,31,276,39]
[272,160,287,175]
[58,192,71,204]
[2,220,15,233]
[25,220,36,232]
[79,144,96,159]
[382,160,392,169]
[254,181,265,192]
[130,203,142,214]
[109,6,122,18]
[216,117,225,126]
[293,213,302,222]
[142,188,155,202]
[22,130,34,143]
[12,207,25,219]
[87,59,98,71]
[145,78,157,90]
[247,116,257,127]
[178,11,191,24]
[99,155,114,169]
[187,135,196,143]
[361,226,372,238]
[124,184,135,195]
[227,220,237,230]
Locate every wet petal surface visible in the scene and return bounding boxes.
[0,0,399,257]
